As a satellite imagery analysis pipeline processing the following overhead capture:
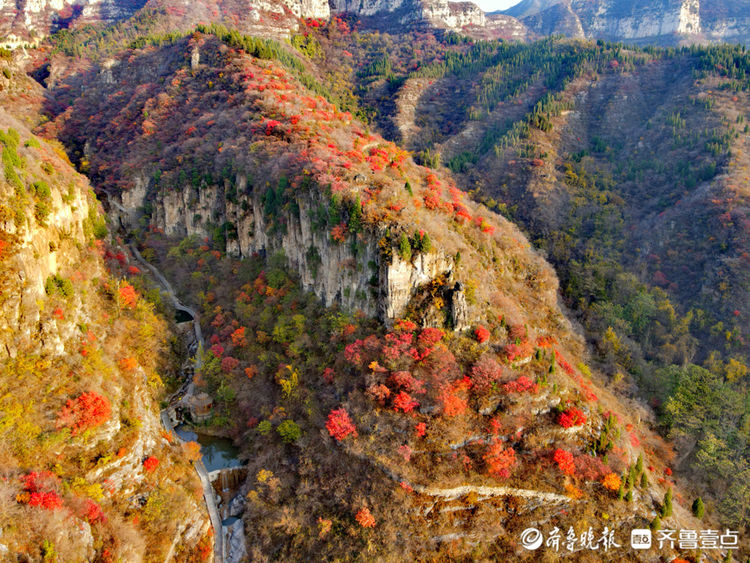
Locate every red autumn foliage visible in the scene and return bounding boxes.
[20,472,63,510]
[28,491,63,510]
[221,356,240,373]
[84,499,105,523]
[399,480,413,492]
[331,222,347,243]
[438,385,468,416]
[553,449,576,475]
[322,367,335,383]
[470,356,504,392]
[56,391,111,435]
[415,422,427,437]
[574,454,611,481]
[502,375,539,394]
[483,442,517,479]
[417,327,444,348]
[558,407,587,428]
[326,408,357,441]
[474,325,490,343]
[143,456,160,472]
[389,371,425,394]
[230,327,247,347]
[118,282,138,308]
[355,507,376,528]
[118,357,137,371]
[52,307,64,320]
[382,331,419,363]
[398,444,412,462]
[21,471,59,493]
[393,391,418,413]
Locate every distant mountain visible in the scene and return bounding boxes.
[3,0,750,46]
[0,0,146,45]
[501,0,562,19]
[503,0,750,45]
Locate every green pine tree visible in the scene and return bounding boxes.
[692,497,705,519]
[661,488,673,518]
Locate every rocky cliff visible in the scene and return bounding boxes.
[57,34,496,328]
[0,0,145,45]
[330,0,506,34]
[505,0,750,44]
[118,171,461,324]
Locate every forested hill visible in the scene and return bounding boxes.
[0,4,748,561]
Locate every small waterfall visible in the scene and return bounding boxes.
[210,467,248,519]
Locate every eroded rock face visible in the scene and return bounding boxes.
[114,176,458,325]
[580,0,701,40]
[505,0,750,44]
[0,133,94,358]
[0,0,146,45]
[224,518,248,563]
[330,0,487,30]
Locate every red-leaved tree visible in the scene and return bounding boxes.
[326,408,357,441]
[56,391,111,436]
[558,407,586,428]
[470,356,504,393]
[553,449,576,475]
[474,325,490,343]
[355,507,376,528]
[143,456,160,472]
[484,442,516,479]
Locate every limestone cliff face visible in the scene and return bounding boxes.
[330,0,486,31]
[521,1,584,38]
[578,0,701,40]
[0,138,95,358]
[505,0,750,44]
[0,0,145,45]
[421,0,486,29]
[0,0,330,45]
[115,175,460,325]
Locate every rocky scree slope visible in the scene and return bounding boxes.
[0,56,211,562]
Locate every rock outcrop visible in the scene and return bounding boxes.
[330,0,494,33]
[0,0,146,45]
[113,176,461,325]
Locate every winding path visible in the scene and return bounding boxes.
[127,241,222,562]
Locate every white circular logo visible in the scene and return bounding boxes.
[520,527,543,550]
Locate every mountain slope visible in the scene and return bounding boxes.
[345,29,750,528]
[0,53,211,561]
[36,27,719,559]
[504,0,750,45]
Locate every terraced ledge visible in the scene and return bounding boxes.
[411,482,572,503]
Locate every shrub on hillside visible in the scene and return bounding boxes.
[56,391,111,436]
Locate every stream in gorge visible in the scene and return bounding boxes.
[100,188,249,561]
